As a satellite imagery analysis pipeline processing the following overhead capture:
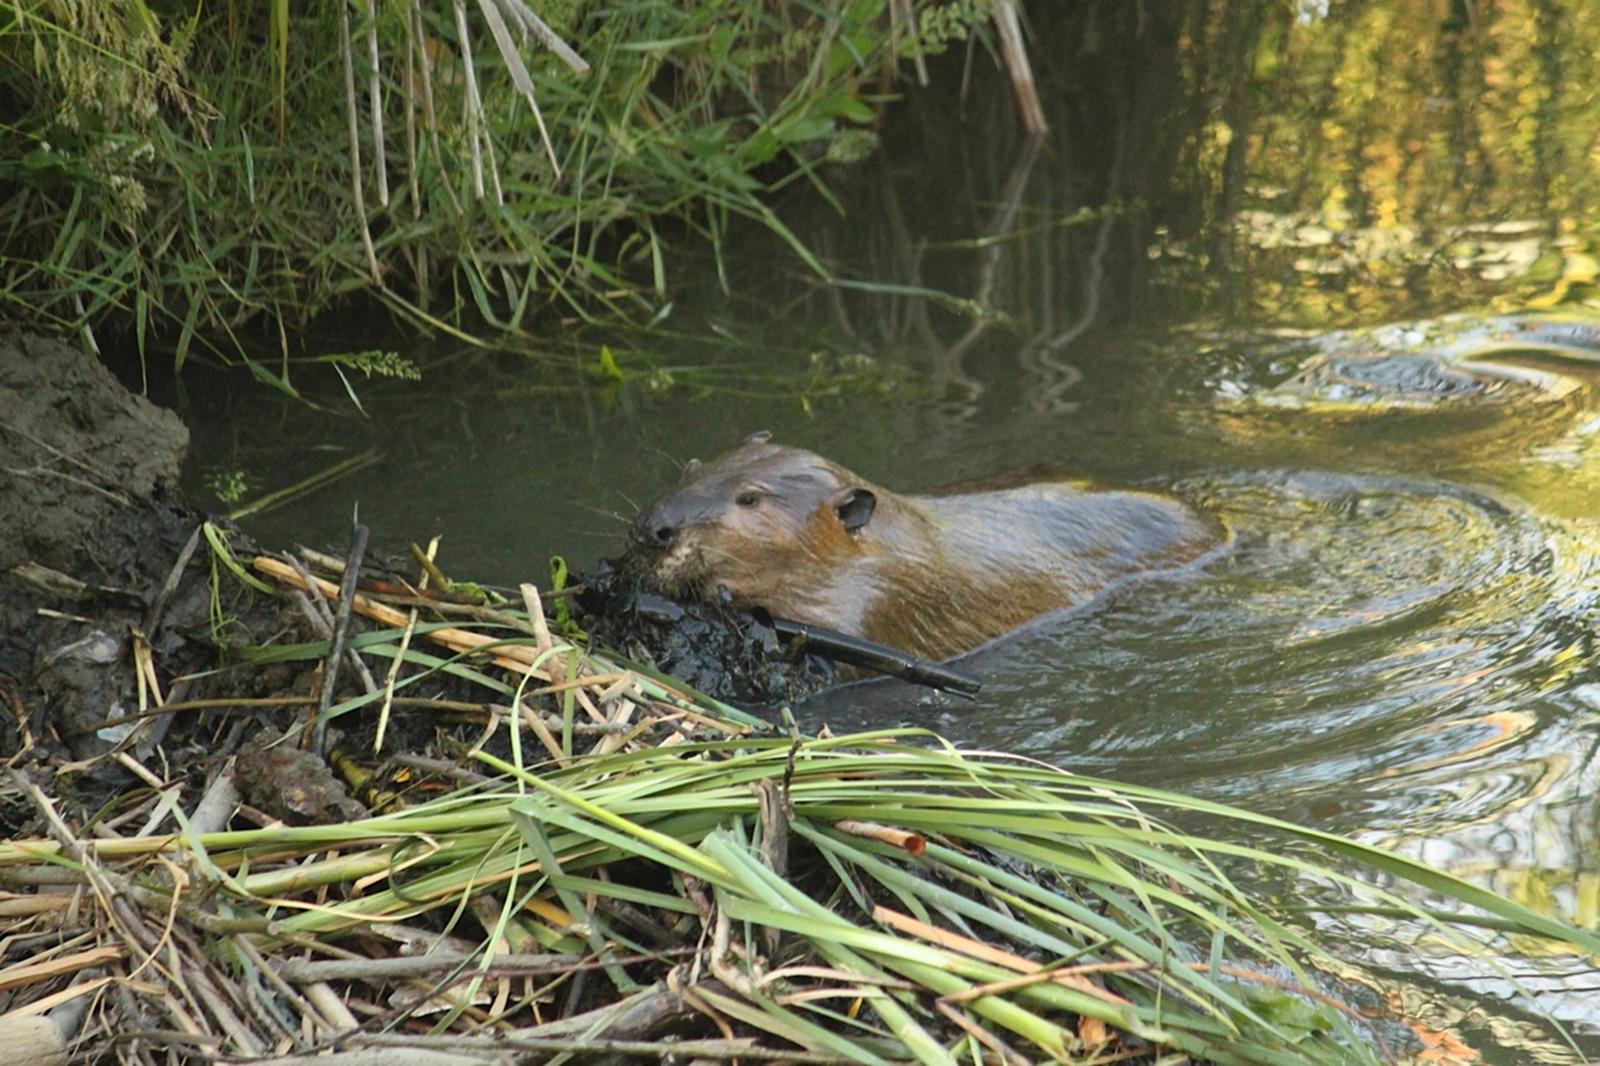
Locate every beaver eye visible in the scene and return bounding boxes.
[735,490,761,508]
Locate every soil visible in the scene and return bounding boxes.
[0,332,364,827]
[0,332,190,579]
[0,332,203,777]
[577,559,837,705]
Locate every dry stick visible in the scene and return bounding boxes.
[495,0,588,74]
[301,979,361,1035]
[888,0,928,87]
[204,944,301,1051]
[361,1033,848,1063]
[390,753,491,786]
[128,636,169,754]
[0,947,123,992]
[0,1014,69,1065]
[365,7,389,207]
[254,557,560,682]
[287,579,343,721]
[4,463,130,507]
[453,0,486,200]
[0,895,73,917]
[377,536,437,753]
[171,925,270,1055]
[280,952,580,984]
[475,0,559,178]
[9,562,92,602]
[253,557,738,733]
[0,421,129,503]
[142,523,203,636]
[252,1052,505,1066]
[315,524,371,755]
[400,0,428,302]
[407,543,454,590]
[365,591,562,625]
[186,762,240,837]
[412,0,463,217]
[339,0,382,282]
[403,7,420,218]
[519,583,554,657]
[229,936,318,1053]
[992,0,1048,136]
[6,972,110,1024]
[592,696,637,757]
[872,905,1131,1007]
[5,771,264,1056]
[940,959,1148,1004]
[934,1000,1029,1066]
[834,820,925,856]
[479,91,506,207]
[71,694,631,738]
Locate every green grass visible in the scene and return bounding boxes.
[0,0,989,382]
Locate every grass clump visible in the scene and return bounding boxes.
[0,0,991,381]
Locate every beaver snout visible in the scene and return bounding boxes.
[630,499,693,553]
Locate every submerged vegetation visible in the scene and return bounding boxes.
[4,531,1599,1062]
[0,0,998,374]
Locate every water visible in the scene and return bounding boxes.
[169,2,1600,1058]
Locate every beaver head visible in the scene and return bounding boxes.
[627,431,878,612]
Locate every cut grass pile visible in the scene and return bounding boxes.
[0,530,1593,1063]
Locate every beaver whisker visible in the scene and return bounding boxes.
[688,543,744,566]
[578,503,631,526]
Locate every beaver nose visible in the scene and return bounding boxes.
[631,505,678,551]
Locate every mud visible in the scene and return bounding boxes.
[0,333,203,766]
[0,332,189,574]
[578,559,836,706]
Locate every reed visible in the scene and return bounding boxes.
[0,533,1591,1061]
[0,0,999,382]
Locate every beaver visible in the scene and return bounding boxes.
[625,432,1220,663]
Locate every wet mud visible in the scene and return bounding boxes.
[577,559,837,706]
[0,331,812,834]
[1,332,205,770]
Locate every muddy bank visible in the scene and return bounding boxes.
[0,332,189,575]
[0,332,205,768]
[0,328,786,823]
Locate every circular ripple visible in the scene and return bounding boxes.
[823,469,1597,839]
[1253,316,1600,412]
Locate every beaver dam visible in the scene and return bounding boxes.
[6,506,1600,1061]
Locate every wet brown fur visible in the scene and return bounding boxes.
[628,434,1220,662]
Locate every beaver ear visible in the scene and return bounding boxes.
[834,487,876,532]
[743,430,772,446]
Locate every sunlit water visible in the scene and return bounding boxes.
[163,2,1600,1059]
